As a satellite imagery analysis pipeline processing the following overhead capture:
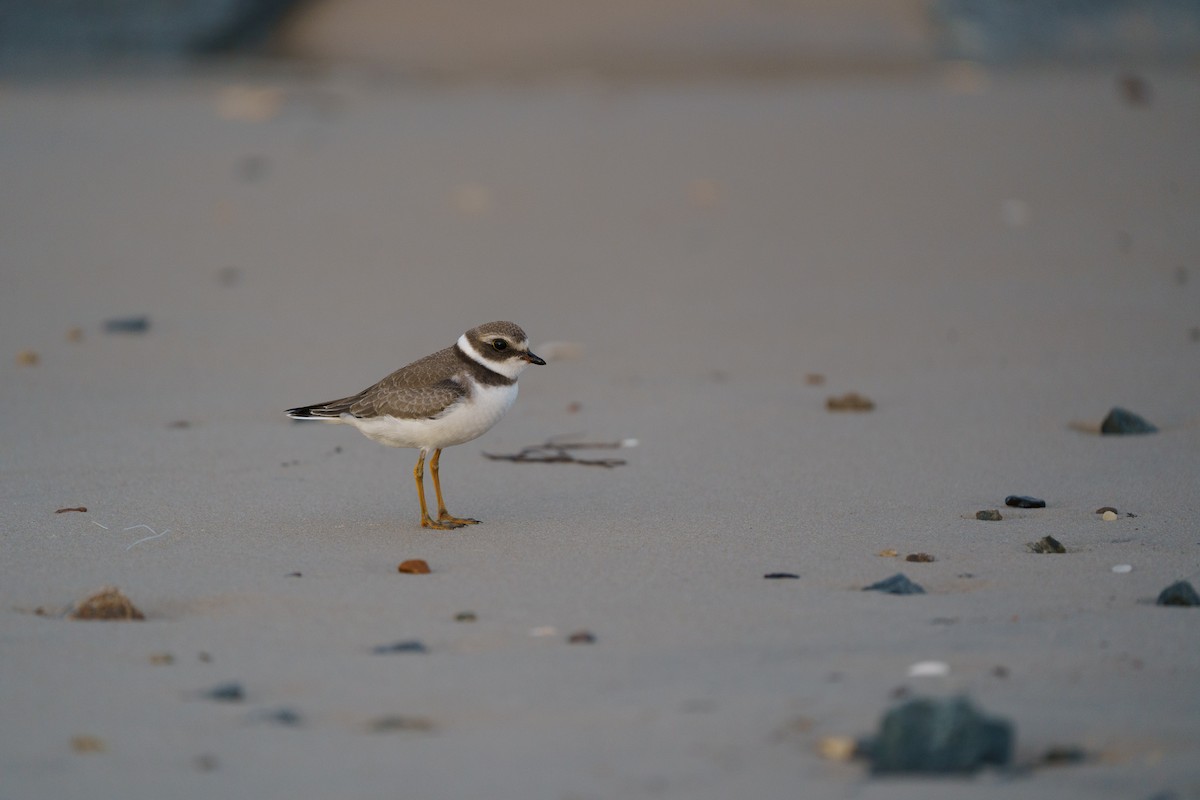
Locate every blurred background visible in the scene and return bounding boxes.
[1,0,1198,76]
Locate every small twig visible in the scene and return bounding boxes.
[483,437,634,468]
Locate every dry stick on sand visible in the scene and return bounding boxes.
[483,437,634,468]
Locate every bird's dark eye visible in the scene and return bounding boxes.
[492,339,508,351]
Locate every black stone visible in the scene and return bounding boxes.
[763,572,799,579]
[371,640,428,655]
[863,573,925,595]
[1100,407,1158,435]
[865,695,1014,774]
[1005,495,1046,509]
[103,315,150,334]
[976,509,1003,521]
[1156,580,1200,607]
[202,682,245,703]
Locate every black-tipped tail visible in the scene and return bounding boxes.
[286,404,339,420]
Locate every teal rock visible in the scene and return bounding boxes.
[863,573,925,595]
[1156,580,1200,607]
[1100,407,1158,435]
[866,695,1013,774]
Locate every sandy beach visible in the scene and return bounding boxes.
[2,50,1199,799]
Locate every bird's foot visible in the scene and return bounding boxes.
[420,513,479,530]
[438,511,480,527]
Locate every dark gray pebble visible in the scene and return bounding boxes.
[863,573,925,595]
[1100,407,1158,435]
[1027,535,1066,554]
[864,695,1013,774]
[1155,580,1200,607]
[368,715,435,733]
[1005,495,1045,508]
[763,572,799,579]
[371,640,428,655]
[103,315,150,334]
[202,682,244,703]
[976,509,1003,521]
[252,707,303,727]
[1038,745,1088,766]
[567,631,596,644]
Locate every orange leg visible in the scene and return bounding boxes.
[429,448,480,527]
[413,450,463,530]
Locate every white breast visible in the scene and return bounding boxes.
[345,382,518,451]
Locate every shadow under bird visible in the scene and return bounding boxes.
[286,321,545,529]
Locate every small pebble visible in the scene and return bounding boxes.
[1095,506,1119,515]
[1101,510,1118,522]
[397,559,431,574]
[368,715,435,733]
[976,510,1003,521]
[907,661,950,678]
[877,548,898,558]
[454,611,477,622]
[567,630,596,644]
[252,707,303,727]
[55,506,87,514]
[236,155,270,182]
[826,392,875,412]
[149,652,175,665]
[1005,495,1045,509]
[193,753,219,772]
[103,315,150,334]
[804,373,826,386]
[70,735,106,754]
[863,573,926,596]
[202,682,245,703]
[1100,407,1157,435]
[68,586,144,621]
[1038,745,1089,766]
[905,553,935,563]
[197,651,213,662]
[817,736,858,762]
[17,349,40,366]
[286,571,302,577]
[1117,73,1152,107]
[1111,564,1133,574]
[1155,580,1200,607]
[67,327,84,342]
[763,572,799,579]
[371,640,428,655]
[529,626,557,637]
[1027,536,1066,554]
[217,266,242,286]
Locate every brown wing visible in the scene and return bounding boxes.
[287,346,467,420]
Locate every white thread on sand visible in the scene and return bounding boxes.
[124,525,170,550]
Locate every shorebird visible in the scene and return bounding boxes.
[287,321,545,529]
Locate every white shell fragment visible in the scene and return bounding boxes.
[907,661,951,678]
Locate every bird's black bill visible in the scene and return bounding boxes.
[523,351,547,366]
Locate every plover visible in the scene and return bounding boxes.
[287,321,545,530]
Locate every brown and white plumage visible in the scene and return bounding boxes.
[287,321,545,529]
